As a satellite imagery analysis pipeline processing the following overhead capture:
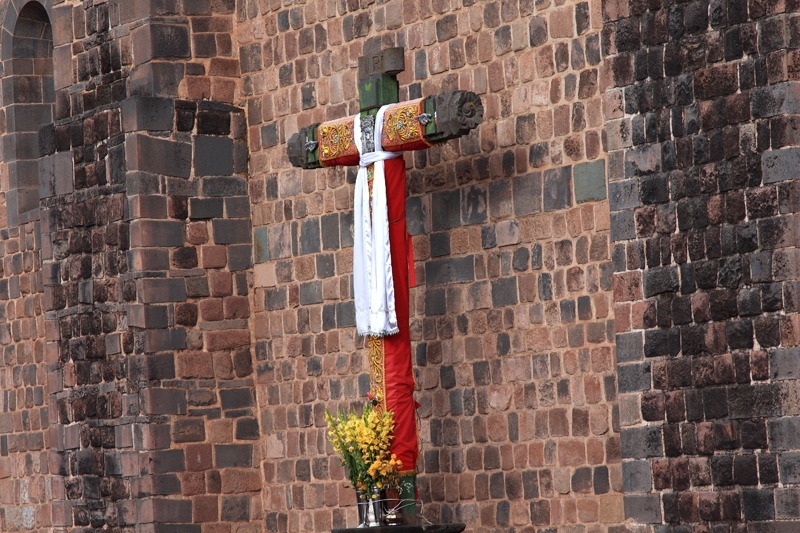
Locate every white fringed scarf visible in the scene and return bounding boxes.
[353,106,403,337]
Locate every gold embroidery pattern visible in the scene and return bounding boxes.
[383,103,424,145]
[368,336,387,413]
[318,118,355,161]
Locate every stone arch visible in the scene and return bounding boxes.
[3,0,54,226]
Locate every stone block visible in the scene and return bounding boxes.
[128,304,169,328]
[776,488,800,519]
[195,136,234,177]
[751,82,800,119]
[128,249,170,271]
[491,277,518,307]
[143,388,187,415]
[128,195,169,220]
[461,184,489,225]
[771,348,800,381]
[769,417,800,451]
[122,96,175,132]
[616,332,643,363]
[226,197,250,218]
[220,388,254,410]
[132,23,191,65]
[202,176,248,197]
[543,166,572,212]
[320,212,340,251]
[617,362,651,393]
[213,219,252,244]
[144,328,186,353]
[642,266,679,297]
[221,495,250,521]
[623,494,661,523]
[228,244,253,271]
[763,147,800,184]
[512,173,542,216]
[608,178,639,212]
[215,444,253,468]
[254,227,269,263]
[742,489,775,520]
[622,460,652,493]
[573,160,606,203]
[39,151,73,199]
[425,256,475,286]
[137,278,187,303]
[126,134,191,178]
[432,189,462,231]
[190,197,224,219]
[620,426,663,459]
[173,419,205,443]
[610,210,635,241]
[293,218,321,255]
[205,330,249,351]
[139,498,193,523]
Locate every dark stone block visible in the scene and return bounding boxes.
[228,244,253,271]
[336,301,355,328]
[127,134,191,178]
[221,495,250,521]
[430,232,450,258]
[513,173,542,216]
[542,166,572,212]
[235,418,260,440]
[425,288,446,316]
[220,389,254,410]
[122,96,175,132]
[294,218,321,256]
[195,136,234,177]
[617,362,651,393]
[425,256,475,286]
[213,219,252,244]
[299,281,323,305]
[491,277,518,307]
[215,444,252,468]
[431,190,461,231]
[321,213,339,250]
[742,489,775,520]
[190,197,224,219]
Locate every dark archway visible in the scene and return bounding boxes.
[5,1,54,226]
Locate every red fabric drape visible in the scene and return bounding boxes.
[382,158,418,474]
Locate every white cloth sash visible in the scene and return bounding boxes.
[353,106,403,337]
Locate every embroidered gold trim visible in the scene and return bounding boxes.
[368,336,387,413]
[318,117,356,162]
[383,101,425,145]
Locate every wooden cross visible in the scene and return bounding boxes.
[287,47,483,523]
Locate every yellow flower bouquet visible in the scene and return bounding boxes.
[325,401,403,497]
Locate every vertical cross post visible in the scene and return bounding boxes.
[356,47,419,520]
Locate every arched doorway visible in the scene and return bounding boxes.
[5,1,54,226]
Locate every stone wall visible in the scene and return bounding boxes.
[606,0,800,530]
[0,0,263,531]
[1,0,800,532]
[240,0,624,530]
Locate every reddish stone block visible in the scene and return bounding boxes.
[205,330,250,351]
[223,296,250,319]
[177,351,214,379]
[202,245,228,269]
[209,272,233,297]
[199,298,224,321]
[193,495,219,522]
